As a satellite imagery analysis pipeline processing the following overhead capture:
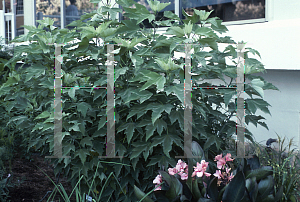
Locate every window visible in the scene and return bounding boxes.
[35,0,97,28]
[120,0,265,27]
[65,0,96,27]
[182,0,265,22]
[16,0,23,15]
[36,0,61,27]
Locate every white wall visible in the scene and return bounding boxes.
[23,0,35,35]
[246,70,300,150]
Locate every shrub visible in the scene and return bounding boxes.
[1,0,278,201]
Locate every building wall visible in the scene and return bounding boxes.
[23,0,35,35]
[246,70,300,150]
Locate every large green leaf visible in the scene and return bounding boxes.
[222,171,245,202]
[165,83,184,105]
[184,21,193,35]
[130,142,150,160]
[34,111,51,120]
[127,103,149,121]
[116,0,136,7]
[80,136,93,147]
[223,89,236,107]
[138,71,166,91]
[155,58,183,71]
[74,149,90,165]
[101,6,122,21]
[164,10,180,20]
[204,135,221,151]
[133,185,154,202]
[147,0,171,13]
[123,4,155,24]
[68,88,76,100]
[118,122,136,144]
[76,102,92,118]
[117,19,140,33]
[146,103,173,124]
[210,19,228,34]
[258,175,274,199]
[39,77,54,90]
[145,119,168,141]
[246,99,271,115]
[191,141,205,165]
[77,37,89,52]
[7,115,28,127]
[169,109,184,131]
[112,37,147,49]
[251,78,264,98]
[69,120,81,132]
[245,58,265,74]
[98,116,107,130]
[121,88,153,106]
[194,27,217,38]
[165,27,185,37]
[159,170,183,200]
[182,9,199,24]
[245,166,273,180]
[207,177,218,201]
[115,66,128,81]
[25,64,46,82]
[151,133,183,158]
[193,9,213,21]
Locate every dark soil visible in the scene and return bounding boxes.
[3,151,78,202]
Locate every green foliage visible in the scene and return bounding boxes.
[0,0,278,201]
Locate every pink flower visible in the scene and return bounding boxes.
[153,174,163,191]
[224,153,234,162]
[192,160,211,178]
[213,170,223,179]
[215,153,234,169]
[175,159,188,172]
[153,174,162,184]
[225,167,231,174]
[154,184,162,191]
[180,172,189,180]
[215,154,223,161]
[228,172,234,181]
[168,167,179,175]
[216,158,226,169]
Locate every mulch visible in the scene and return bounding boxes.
[3,151,78,202]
